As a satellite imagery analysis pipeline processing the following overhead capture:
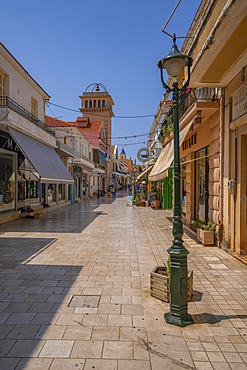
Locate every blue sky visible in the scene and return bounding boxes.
[2,0,201,162]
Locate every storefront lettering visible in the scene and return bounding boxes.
[182,132,197,151]
[232,83,247,121]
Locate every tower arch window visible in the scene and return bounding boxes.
[98,100,101,108]
[89,100,92,108]
[102,100,105,108]
[85,100,88,108]
[94,100,96,108]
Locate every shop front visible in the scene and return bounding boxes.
[149,99,221,242]
[0,128,74,222]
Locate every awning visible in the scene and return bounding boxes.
[97,149,107,167]
[149,120,193,182]
[9,128,74,184]
[136,165,154,182]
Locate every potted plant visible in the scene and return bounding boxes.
[150,259,193,302]
[193,219,216,246]
[134,194,140,206]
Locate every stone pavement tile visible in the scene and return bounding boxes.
[27,302,55,313]
[118,360,151,370]
[70,340,103,358]
[83,314,108,326]
[111,295,132,304]
[7,339,45,357]
[0,312,11,324]
[121,304,144,315]
[229,364,247,370]
[15,358,52,370]
[83,359,118,370]
[234,343,247,352]
[0,302,9,312]
[133,315,146,327]
[31,313,59,325]
[218,343,236,352]
[83,287,102,295]
[35,325,66,340]
[239,352,247,362]
[63,325,92,340]
[202,342,221,352]
[39,340,74,358]
[0,358,20,370]
[228,335,246,344]
[120,327,147,342]
[150,351,193,370]
[0,339,16,356]
[223,352,243,362]
[50,358,85,370]
[0,324,14,339]
[46,294,67,303]
[91,326,119,341]
[107,314,132,327]
[6,324,40,339]
[133,342,149,360]
[5,312,36,325]
[186,340,205,351]
[194,362,214,369]
[98,303,121,315]
[102,341,133,359]
[24,294,50,303]
[55,313,84,326]
[191,351,209,361]
[4,302,32,312]
[206,351,227,362]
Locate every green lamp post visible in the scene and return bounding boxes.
[157,34,193,327]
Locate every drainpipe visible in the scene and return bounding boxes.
[220,89,224,229]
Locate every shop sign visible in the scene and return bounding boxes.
[232,83,247,121]
[182,132,197,151]
[73,172,81,178]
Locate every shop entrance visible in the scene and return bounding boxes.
[194,147,209,221]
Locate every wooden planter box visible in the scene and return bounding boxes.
[150,266,193,302]
[197,228,214,246]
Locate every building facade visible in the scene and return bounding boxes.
[0,43,73,224]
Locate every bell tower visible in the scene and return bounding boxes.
[79,83,114,187]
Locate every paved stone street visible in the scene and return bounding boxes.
[0,193,247,369]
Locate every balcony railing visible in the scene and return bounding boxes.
[0,96,55,137]
[178,89,197,120]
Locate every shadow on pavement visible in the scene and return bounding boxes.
[0,237,83,367]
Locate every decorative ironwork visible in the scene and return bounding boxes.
[0,96,55,137]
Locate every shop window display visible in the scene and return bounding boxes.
[58,184,65,201]
[0,149,16,212]
[48,184,56,203]
[195,147,209,221]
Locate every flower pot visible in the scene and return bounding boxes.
[153,200,160,208]
[197,228,214,246]
[150,266,193,302]
[195,87,215,102]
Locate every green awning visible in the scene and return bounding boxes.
[97,149,107,167]
[136,165,154,182]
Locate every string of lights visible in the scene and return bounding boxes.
[46,101,155,119]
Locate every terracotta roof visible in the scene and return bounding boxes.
[45,115,74,127]
[76,121,102,132]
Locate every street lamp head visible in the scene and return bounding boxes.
[158,34,193,82]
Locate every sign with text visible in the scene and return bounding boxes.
[232,83,247,121]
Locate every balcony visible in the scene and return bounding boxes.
[0,96,55,137]
[158,88,216,144]
[56,140,76,157]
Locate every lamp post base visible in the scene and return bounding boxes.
[164,312,194,327]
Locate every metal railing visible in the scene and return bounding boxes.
[0,96,55,137]
[178,89,197,120]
